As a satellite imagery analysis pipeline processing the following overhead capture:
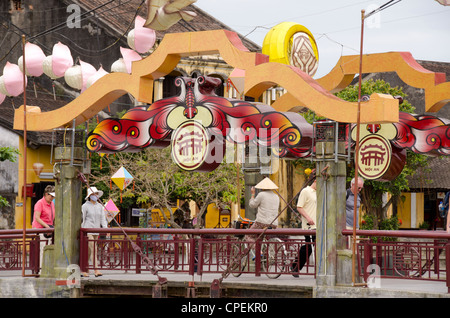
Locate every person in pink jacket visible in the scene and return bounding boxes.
[32,185,55,272]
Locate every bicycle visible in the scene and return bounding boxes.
[229,215,290,279]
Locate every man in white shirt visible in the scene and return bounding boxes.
[292,177,317,276]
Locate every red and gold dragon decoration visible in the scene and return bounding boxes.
[86,76,313,171]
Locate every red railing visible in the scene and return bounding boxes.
[1,228,449,292]
[79,228,316,278]
[0,228,53,274]
[342,229,450,292]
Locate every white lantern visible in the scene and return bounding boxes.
[64,65,82,90]
[111,58,127,73]
[0,76,8,96]
[42,55,59,79]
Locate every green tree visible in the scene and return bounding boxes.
[88,147,243,228]
[337,79,428,229]
[0,147,20,207]
[298,79,428,229]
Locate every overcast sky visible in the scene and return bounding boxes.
[195,0,450,78]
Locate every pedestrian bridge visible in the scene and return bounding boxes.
[0,227,449,297]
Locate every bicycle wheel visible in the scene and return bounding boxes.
[262,238,285,279]
[230,241,248,277]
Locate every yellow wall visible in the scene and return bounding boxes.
[15,137,54,229]
[204,203,245,228]
[397,192,424,228]
[416,193,425,227]
[397,193,411,228]
[147,203,243,228]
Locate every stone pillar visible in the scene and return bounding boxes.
[315,141,347,287]
[242,144,264,220]
[40,147,83,284]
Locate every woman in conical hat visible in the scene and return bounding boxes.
[255,177,278,190]
[245,177,280,242]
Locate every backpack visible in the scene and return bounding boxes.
[439,191,450,218]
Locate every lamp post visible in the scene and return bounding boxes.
[351,8,366,287]
[352,0,402,286]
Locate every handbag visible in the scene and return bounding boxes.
[44,225,54,238]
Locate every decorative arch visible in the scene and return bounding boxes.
[15,29,433,132]
[12,29,450,177]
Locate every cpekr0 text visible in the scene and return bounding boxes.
[181,302,268,315]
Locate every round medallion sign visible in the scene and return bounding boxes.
[358,134,392,180]
[171,121,209,171]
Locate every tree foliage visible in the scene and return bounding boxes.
[0,147,20,162]
[298,79,428,229]
[336,79,428,229]
[88,146,243,228]
[0,147,20,207]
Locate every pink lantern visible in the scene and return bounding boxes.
[86,66,109,89]
[43,42,73,79]
[18,42,46,77]
[52,42,73,77]
[79,60,96,91]
[127,16,156,53]
[120,47,142,73]
[0,62,27,97]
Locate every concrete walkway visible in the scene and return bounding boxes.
[85,270,449,297]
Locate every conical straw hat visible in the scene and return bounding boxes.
[255,177,278,190]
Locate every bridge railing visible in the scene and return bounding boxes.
[342,229,450,292]
[1,227,449,292]
[79,228,316,278]
[0,228,53,274]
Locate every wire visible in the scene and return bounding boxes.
[27,0,116,41]
[365,0,402,19]
[1,0,144,64]
[241,26,271,40]
[49,1,146,56]
[316,33,359,54]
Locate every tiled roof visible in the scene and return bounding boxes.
[72,0,261,52]
[1,0,262,147]
[407,156,450,191]
[0,82,71,145]
[417,60,450,82]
